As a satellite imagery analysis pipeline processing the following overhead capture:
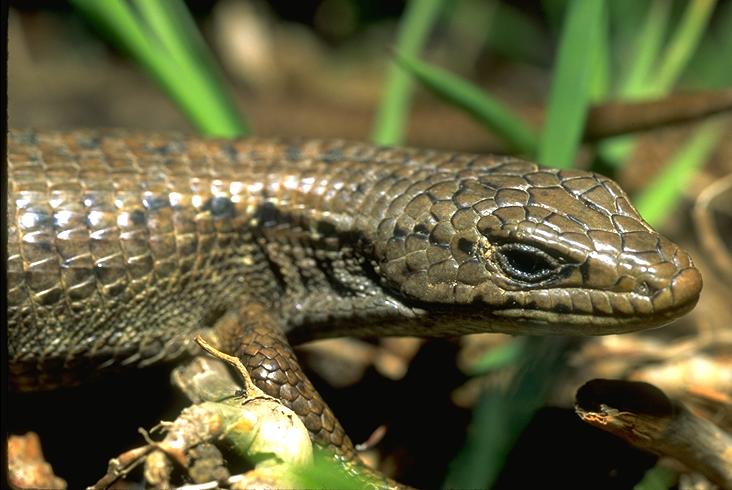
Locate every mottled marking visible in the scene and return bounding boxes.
[393,225,407,238]
[457,237,474,255]
[286,145,302,161]
[255,201,280,227]
[554,304,571,314]
[129,209,146,226]
[316,220,337,236]
[413,223,429,237]
[142,196,169,212]
[323,148,343,162]
[221,143,238,161]
[76,134,102,149]
[205,196,236,219]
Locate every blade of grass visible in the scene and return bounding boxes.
[651,0,718,91]
[70,0,248,137]
[683,0,732,88]
[131,0,247,137]
[485,2,547,64]
[597,0,671,166]
[371,0,444,145]
[541,0,571,32]
[607,0,655,57]
[634,465,678,490]
[633,118,727,227]
[438,0,498,73]
[444,337,577,488]
[288,448,370,490]
[394,52,538,153]
[618,0,672,99]
[538,0,606,168]
[600,0,717,167]
[132,0,215,69]
[589,4,610,103]
[466,338,525,376]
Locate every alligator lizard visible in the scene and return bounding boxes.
[7,129,702,459]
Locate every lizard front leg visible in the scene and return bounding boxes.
[212,301,357,460]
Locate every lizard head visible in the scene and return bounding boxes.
[370,158,702,335]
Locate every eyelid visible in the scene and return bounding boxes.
[493,243,559,283]
[495,243,559,267]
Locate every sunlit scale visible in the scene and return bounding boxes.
[229,181,245,195]
[56,229,76,241]
[20,213,42,229]
[299,176,315,193]
[247,181,264,194]
[15,195,32,209]
[283,174,299,191]
[116,212,131,227]
[168,191,184,207]
[313,179,328,196]
[86,210,106,228]
[48,196,65,209]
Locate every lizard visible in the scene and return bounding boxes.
[7,128,702,467]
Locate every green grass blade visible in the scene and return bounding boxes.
[651,0,718,91]
[466,338,525,376]
[371,0,444,145]
[683,0,732,88]
[70,0,248,137]
[538,0,606,168]
[634,118,727,227]
[131,0,247,137]
[69,0,154,60]
[485,2,546,64]
[618,0,672,99]
[287,448,369,490]
[439,0,497,72]
[131,0,213,69]
[634,465,677,490]
[445,337,576,488]
[607,0,655,52]
[600,0,716,168]
[597,0,671,166]
[541,0,570,31]
[394,52,538,153]
[589,3,610,103]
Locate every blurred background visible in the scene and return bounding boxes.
[6,1,732,489]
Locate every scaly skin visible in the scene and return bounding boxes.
[7,129,702,459]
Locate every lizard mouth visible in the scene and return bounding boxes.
[391,267,703,337]
[488,266,702,335]
[491,298,699,335]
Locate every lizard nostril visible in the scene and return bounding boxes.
[633,270,672,298]
[633,281,652,297]
[633,274,667,297]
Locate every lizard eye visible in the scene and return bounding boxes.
[494,243,559,283]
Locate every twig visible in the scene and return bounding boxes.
[693,174,732,280]
[194,335,268,400]
[585,89,732,140]
[575,379,732,489]
[88,445,155,490]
